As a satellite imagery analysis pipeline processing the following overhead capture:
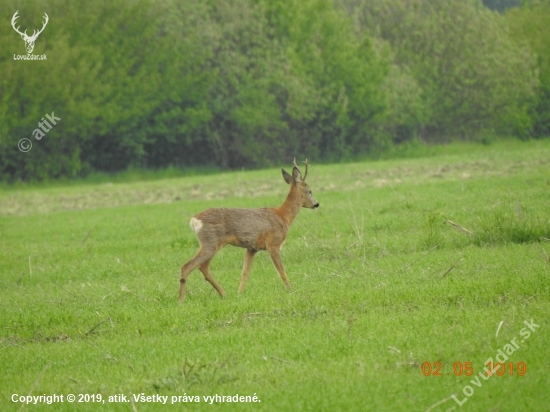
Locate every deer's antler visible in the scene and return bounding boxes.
[31,13,49,40]
[292,158,310,180]
[11,11,27,37]
[11,11,48,40]
[301,159,309,180]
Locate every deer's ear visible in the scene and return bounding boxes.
[292,167,302,183]
[282,168,293,185]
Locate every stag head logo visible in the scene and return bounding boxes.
[11,11,49,54]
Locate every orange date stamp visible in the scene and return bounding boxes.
[421,361,527,377]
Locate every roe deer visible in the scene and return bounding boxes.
[179,159,319,301]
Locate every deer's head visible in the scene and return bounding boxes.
[282,158,319,209]
[11,11,49,54]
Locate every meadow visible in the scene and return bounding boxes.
[1,139,549,411]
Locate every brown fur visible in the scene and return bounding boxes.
[179,160,319,301]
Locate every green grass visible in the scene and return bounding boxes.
[1,139,549,411]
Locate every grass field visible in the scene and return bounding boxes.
[1,139,549,411]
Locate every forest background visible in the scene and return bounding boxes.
[0,0,548,181]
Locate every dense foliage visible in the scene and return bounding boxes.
[482,0,521,12]
[0,0,548,180]
[506,1,550,137]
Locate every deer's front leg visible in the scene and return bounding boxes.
[267,246,291,290]
[238,248,257,294]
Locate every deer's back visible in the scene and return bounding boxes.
[191,207,287,251]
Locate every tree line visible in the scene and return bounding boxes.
[0,0,548,180]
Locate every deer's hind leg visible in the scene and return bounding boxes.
[238,248,257,294]
[179,245,217,301]
[199,257,226,297]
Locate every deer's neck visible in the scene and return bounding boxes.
[276,186,302,227]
